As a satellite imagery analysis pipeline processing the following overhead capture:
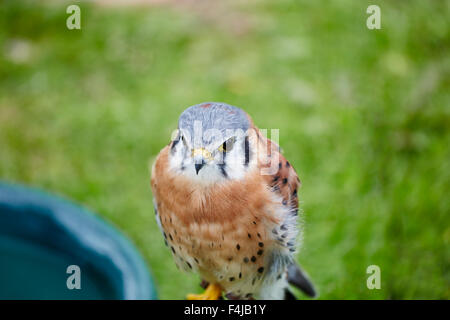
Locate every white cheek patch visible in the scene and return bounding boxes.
[169,145,185,171]
[221,149,245,180]
[218,137,256,181]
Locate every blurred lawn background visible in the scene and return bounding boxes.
[0,0,449,299]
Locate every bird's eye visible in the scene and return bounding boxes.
[218,137,235,153]
[176,134,189,149]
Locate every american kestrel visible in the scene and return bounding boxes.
[150,102,316,300]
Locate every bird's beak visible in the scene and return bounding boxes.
[195,162,205,175]
[191,148,212,175]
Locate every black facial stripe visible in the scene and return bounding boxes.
[218,163,228,178]
[244,136,250,166]
[222,145,227,162]
[219,150,228,178]
[171,138,180,153]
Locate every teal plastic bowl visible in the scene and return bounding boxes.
[0,183,157,300]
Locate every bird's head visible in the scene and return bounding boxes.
[168,102,256,184]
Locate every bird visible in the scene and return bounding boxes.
[150,102,316,300]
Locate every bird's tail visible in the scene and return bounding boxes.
[285,262,317,299]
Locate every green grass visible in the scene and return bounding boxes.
[0,0,449,299]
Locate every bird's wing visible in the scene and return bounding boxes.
[252,127,301,255]
[253,127,318,298]
[253,127,301,212]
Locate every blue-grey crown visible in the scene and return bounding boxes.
[178,102,250,143]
